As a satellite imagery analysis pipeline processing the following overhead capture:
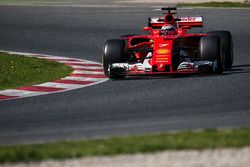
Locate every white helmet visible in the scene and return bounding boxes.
[161,25,176,35]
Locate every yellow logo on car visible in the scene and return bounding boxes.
[156,49,170,54]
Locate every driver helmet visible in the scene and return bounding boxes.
[161,25,176,35]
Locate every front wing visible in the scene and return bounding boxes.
[108,60,218,76]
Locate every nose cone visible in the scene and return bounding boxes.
[152,38,173,72]
[153,39,172,64]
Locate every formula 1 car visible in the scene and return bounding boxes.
[102,7,233,78]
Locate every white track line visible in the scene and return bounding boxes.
[73,70,104,75]
[37,82,85,89]
[62,77,102,82]
[58,61,86,64]
[0,89,48,97]
[71,65,103,69]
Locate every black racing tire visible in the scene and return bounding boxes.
[102,39,126,78]
[208,31,233,68]
[200,36,224,74]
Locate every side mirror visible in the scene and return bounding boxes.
[143,27,152,31]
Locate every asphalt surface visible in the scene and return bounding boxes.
[0,6,250,145]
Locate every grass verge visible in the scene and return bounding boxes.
[0,128,249,164]
[0,52,73,90]
[178,2,250,8]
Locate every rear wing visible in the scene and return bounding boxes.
[178,16,203,27]
[148,16,203,29]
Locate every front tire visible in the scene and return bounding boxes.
[200,36,224,74]
[102,39,126,79]
[208,31,233,68]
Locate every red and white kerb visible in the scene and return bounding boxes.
[0,51,108,101]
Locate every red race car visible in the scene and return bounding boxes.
[102,7,233,79]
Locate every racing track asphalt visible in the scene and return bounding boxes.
[0,6,250,145]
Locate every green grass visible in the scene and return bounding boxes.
[178,2,250,8]
[0,128,249,164]
[0,52,73,90]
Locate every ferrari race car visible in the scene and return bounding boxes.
[102,7,233,78]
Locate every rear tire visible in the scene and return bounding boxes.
[102,39,126,79]
[200,36,224,74]
[208,31,233,68]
